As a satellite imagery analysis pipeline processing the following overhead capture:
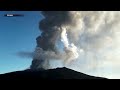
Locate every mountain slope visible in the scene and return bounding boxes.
[0,67,106,80]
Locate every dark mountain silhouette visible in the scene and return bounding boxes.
[0,67,106,80]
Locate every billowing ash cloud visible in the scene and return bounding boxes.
[30,11,120,78]
[30,11,80,70]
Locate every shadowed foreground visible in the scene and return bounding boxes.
[0,67,106,80]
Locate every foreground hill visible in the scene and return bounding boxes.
[0,67,106,80]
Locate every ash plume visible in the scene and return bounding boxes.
[30,11,120,78]
[31,11,80,70]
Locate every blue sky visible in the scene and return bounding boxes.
[0,11,42,74]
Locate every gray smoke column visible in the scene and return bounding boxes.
[30,11,120,79]
[30,11,80,70]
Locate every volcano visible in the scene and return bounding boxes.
[0,67,106,80]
